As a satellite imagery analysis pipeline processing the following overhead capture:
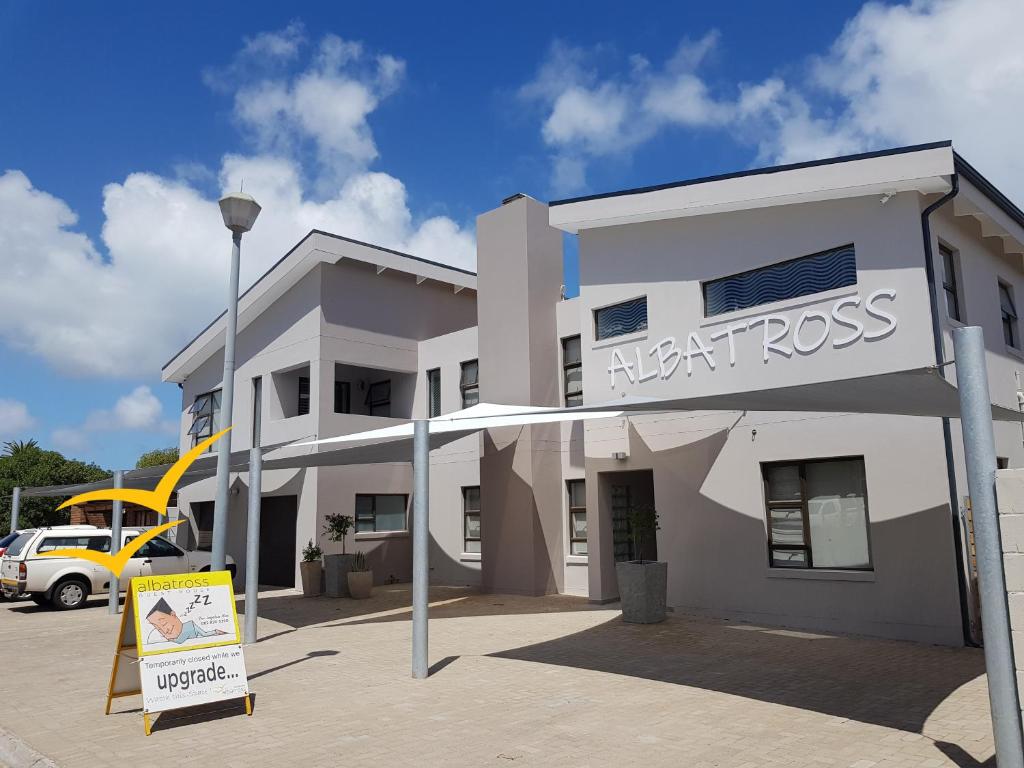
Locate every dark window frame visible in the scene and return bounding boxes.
[252,376,262,448]
[938,242,962,323]
[297,376,311,416]
[426,368,442,418]
[334,380,351,414]
[188,389,221,449]
[761,455,873,571]
[365,380,391,417]
[999,280,1019,349]
[702,244,857,318]
[463,486,481,554]
[567,479,587,556]
[460,360,479,408]
[562,335,583,407]
[354,493,408,533]
[594,296,648,341]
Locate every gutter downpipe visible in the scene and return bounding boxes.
[920,172,976,648]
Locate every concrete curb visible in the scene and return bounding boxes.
[0,724,59,768]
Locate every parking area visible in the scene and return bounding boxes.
[0,586,995,767]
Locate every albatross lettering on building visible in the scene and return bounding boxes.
[607,289,899,388]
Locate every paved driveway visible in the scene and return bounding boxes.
[0,586,994,767]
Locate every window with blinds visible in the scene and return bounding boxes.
[427,368,441,418]
[460,360,479,408]
[703,244,857,317]
[562,336,582,407]
[594,297,647,340]
[297,376,310,416]
[463,486,481,553]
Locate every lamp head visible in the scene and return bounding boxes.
[218,192,262,234]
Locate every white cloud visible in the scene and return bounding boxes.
[84,385,164,431]
[0,399,35,440]
[0,27,475,379]
[522,0,1024,200]
[51,385,177,454]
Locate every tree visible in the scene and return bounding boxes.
[2,439,40,457]
[135,447,179,469]
[0,441,109,532]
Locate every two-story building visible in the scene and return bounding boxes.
[162,140,1024,647]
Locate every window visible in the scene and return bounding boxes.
[595,297,648,340]
[188,390,221,449]
[252,377,262,448]
[704,245,856,317]
[463,486,481,553]
[1000,282,1018,348]
[939,243,962,322]
[36,535,110,554]
[334,381,351,414]
[354,494,407,532]
[297,376,311,416]
[763,457,871,570]
[427,368,441,418]
[562,336,583,407]
[125,536,182,558]
[365,380,391,417]
[460,360,479,408]
[567,480,587,555]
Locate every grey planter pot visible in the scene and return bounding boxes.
[325,553,356,597]
[615,560,667,624]
[299,561,323,598]
[347,570,374,599]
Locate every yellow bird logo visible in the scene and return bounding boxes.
[39,427,232,578]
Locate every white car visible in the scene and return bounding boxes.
[0,525,235,610]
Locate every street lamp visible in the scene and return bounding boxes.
[210,191,261,572]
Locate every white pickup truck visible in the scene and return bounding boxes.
[0,525,235,609]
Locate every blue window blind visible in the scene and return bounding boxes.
[703,245,857,317]
[595,297,648,340]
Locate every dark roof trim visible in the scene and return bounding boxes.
[953,152,1024,232]
[549,141,954,207]
[162,229,477,373]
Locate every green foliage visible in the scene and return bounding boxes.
[301,539,323,563]
[351,551,369,572]
[0,441,109,531]
[322,513,353,553]
[627,504,660,564]
[135,447,180,469]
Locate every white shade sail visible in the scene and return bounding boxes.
[18,366,1018,498]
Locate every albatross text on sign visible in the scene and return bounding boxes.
[607,289,898,388]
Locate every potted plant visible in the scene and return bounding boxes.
[346,551,373,599]
[615,505,667,623]
[299,539,323,597]
[322,513,355,597]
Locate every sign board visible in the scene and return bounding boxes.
[106,571,251,735]
[606,289,899,389]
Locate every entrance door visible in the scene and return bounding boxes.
[611,484,633,562]
[258,496,297,587]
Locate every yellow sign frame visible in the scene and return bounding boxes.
[106,571,251,735]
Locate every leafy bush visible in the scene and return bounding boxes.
[301,539,323,563]
[322,513,354,553]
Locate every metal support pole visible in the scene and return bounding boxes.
[9,486,20,534]
[412,419,429,679]
[108,470,124,615]
[211,231,243,572]
[953,325,1024,766]
[244,447,262,645]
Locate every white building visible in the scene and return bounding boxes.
[162,141,1024,646]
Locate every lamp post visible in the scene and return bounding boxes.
[210,192,261,572]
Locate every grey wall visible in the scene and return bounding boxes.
[477,196,566,596]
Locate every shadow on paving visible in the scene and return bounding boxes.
[244,585,598,632]
[489,613,987,736]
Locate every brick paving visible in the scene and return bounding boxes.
[0,585,995,767]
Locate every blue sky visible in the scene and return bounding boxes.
[0,0,1020,470]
